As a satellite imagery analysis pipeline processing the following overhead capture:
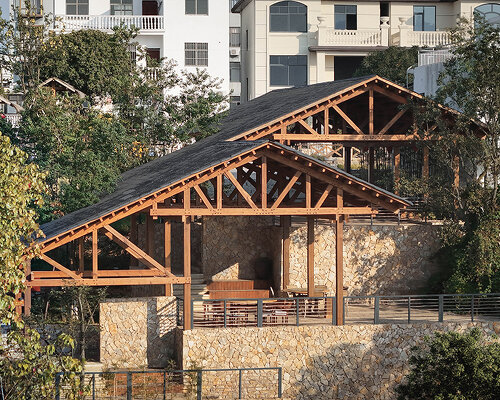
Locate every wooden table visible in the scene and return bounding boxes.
[284,285,328,297]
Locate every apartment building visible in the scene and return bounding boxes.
[0,0,238,97]
[233,0,498,100]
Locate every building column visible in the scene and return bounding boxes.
[307,217,315,297]
[316,52,326,84]
[183,216,192,330]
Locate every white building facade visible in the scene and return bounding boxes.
[0,0,236,96]
[233,0,499,101]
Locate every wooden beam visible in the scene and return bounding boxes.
[282,215,291,290]
[32,269,165,279]
[324,107,329,135]
[315,184,333,209]
[307,217,315,297]
[224,171,258,209]
[271,134,419,142]
[337,188,344,208]
[152,206,375,216]
[78,236,84,273]
[130,214,138,267]
[298,119,319,135]
[27,276,190,287]
[369,88,374,135]
[102,225,171,275]
[92,230,98,278]
[336,215,344,325]
[184,216,192,330]
[333,104,364,135]
[193,185,213,209]
[453,154,460,192]
[261,156,268,208]
[271,171,302,209]
[371,84,408,104]
[394,147,401,194]
[40,254,82,280]
[305,174,311,209]
[146,214,154,256]
[216,174,223,209]
[164,219,172,296]
[378,108,407,135]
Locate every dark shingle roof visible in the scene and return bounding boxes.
[40,139,263,241]
[213,75,374,141]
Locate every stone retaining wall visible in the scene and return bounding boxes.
[181,322,500,400]
[100,296,177,368]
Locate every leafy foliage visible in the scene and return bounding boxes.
[354,46,419,86]
[396,328,500,400]
[0,133,45,322]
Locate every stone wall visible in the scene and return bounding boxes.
[100,296,177,368]
[202,216,441,296]
[181,322,500,400]
[288,222,441,296]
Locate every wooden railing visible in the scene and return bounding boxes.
[55,15,165,32]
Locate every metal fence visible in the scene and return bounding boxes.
[56,367,282,400]
[191,293,500,329]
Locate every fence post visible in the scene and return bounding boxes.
[257,299,263,327]
[278,367,283,398]
[332,297,336,325]
[471,295,474,322]
[238,369,243,399]
[224,300,227,328]
[438,295,444,322]
[163,371,167,400]
[407,296,411,324]
[296,298,300,326]
[342,296,346,324]
[126,372,132,400]
[55,373,61,400]
[374,297,380,324]
[190,299,194,329]
[92,374,96,400]
[196,370,203,400]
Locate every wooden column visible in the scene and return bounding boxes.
[24,260,31,316]
[369,88,374,135]
[164,219,172,296]
[261,156,267,208]
[183,216,192,330]
[130,214,138,267]
[344,146,352,174]
[394,147,401,194]
[324,107,330,135]
[78,236,85,273]
[422,146,429,179]
[307,216,315,297]
[335,215,344,326]
[368,147,375,183]
[92,230,98,278]
[282,215,291,290]
[146,214,154,256]
[452,154,460,192]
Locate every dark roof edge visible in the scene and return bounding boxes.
[308,46,389,53]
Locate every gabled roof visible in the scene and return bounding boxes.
[40,139,410,244]
[39,77,86,98]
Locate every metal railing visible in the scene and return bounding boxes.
[55,15,165,32]
[55,367,282,399]
[191,293,500,329]
[418,49,453,66]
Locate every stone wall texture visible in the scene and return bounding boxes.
[181,322,500,400]
[203,216,441,296]
[100,296,177,368]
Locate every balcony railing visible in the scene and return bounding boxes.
[401,30,451,47]
[418,49,453,66]
[55,15,165,32]
[318,28,383,47]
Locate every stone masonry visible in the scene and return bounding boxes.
[181,322,500,400]
[100,296,177,368]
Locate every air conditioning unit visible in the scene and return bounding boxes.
[229,48,240,57]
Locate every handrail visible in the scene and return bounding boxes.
[55,14,165,31]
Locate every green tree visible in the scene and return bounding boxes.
[354,46,419,86]
[396,328,500,400]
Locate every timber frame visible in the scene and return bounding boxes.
[28,141,410,328]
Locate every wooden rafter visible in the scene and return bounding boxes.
[40,254,82,280]
[225,171,258,209]
[332,104,364,135]
[271,171,301,210]
[378,108,407,135]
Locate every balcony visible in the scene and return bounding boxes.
[55,15,165,33]
[397,30,451,48]
[317,28,384,47]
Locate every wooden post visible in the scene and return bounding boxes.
[335,215,344,326]
[422,146,429,179]
[344,146,352,174]
[394,147,401,194]
[146,214,154,256]
[92,229,98,278]
[369,88,374,135]
[305,174,311,209]
[24,260,31,316]
[216,174,223,209]
[261,156,267,208]
[307,216,315,297]
[368,147,375,183]
[164,219,172,296]
[452,154,460,191]
[130,214,138,267]
[183,216,192,330]
[78,236,84,273]
[324,107,329,135]
[282,215,291,290]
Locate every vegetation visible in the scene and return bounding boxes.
[354,46,419,86]
[396,328,500,400]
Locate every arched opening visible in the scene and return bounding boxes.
[269,1,307,32]
[474,3,500,26]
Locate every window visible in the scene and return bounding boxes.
[230,96,240,108]
[230,27,241,47]
[111,0,133,15]
[186,0,208,15]
[270,55,307,87]
[66,0,88,15]
[230,62,240,82]
[413,6,436,31]
[185,43,208,66]
[335,5,357,30]
[475,3,500,26]
[270,1,307,32]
